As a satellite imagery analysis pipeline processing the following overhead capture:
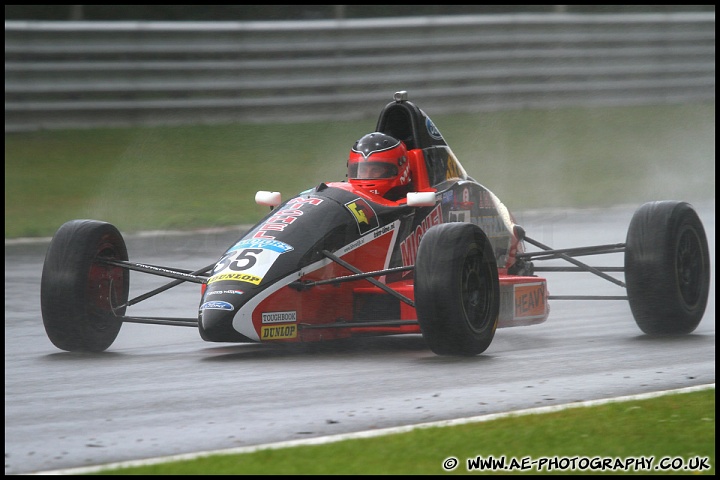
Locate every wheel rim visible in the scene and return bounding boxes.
[87,241,125,328]
[676,225,704,307]
[461,251,490,331]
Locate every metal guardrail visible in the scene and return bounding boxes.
[4,13,716,132]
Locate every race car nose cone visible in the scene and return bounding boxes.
[198,300,252,342]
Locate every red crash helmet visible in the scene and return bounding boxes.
[348,133,410,199]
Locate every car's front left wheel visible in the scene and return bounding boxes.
[414,222,500,356]
[625,201,710,335]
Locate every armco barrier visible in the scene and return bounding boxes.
[4,13,715,131]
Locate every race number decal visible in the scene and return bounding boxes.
[209,238,294,285]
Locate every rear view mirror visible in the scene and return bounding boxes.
[407,191,437,206]
[255,191,281,207]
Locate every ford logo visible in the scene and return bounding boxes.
[200,301,234,311]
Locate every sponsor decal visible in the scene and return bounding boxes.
[475,189,499,209]
[135,263,199,280]
[261,324,297,340]
[339,236,367,255]
[449,210,471,222]
[450,188,473,219]
[475,215,507,238]
[211,238,294,281]
[345,198,379,234]
[262,311,297,324]
[200,300,234,311]
[501,288,514,318]
[252,196,323,240]
[207,272,262,285]
[206,289,244,296]
[229,238,293,254]
[373,223,395,239]
[514,283,547,319]
[425,116,443,140]
[445,156,465,180]
[400,203,443,266]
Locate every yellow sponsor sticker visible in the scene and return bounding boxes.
[260,324,298,340]
[347,201,369,224]
[207,272,262,285]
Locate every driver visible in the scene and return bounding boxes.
[347,132,411,200]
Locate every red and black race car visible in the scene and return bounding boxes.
[40,91,711,356]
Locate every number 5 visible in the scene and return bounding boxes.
[229,249,263,271]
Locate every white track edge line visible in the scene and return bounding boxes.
[27,383,715,475]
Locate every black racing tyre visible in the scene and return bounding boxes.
[40,220,129,352]
[625,201,710,335]
[414,223,500,356]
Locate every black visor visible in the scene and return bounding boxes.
[349,162,398,180]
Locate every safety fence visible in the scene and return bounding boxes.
[4,12,715,131]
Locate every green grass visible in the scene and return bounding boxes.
[5,103,715,238]
[93,388,714,475]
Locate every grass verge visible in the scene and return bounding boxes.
[5,103,715,238]
[91,387,715,475]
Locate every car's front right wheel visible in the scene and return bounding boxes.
[41,219,129,352]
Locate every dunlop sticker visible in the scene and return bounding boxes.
[261,324,297,340]
[207,272,262,285]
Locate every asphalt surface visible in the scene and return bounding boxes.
[4,202,715,475]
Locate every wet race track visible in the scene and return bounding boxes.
[4,202,715,475]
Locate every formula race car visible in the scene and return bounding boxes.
[40,91,711,356]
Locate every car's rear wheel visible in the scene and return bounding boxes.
[414,223,499,355]
[41,220,129,352]
[625,201,710,335]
